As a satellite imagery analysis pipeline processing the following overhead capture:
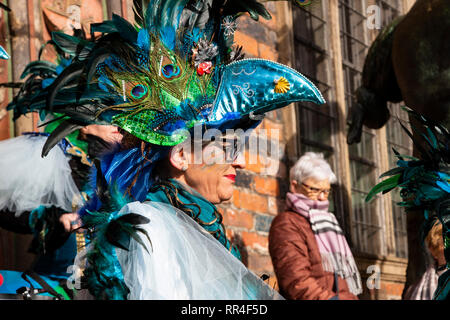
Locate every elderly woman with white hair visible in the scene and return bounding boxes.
[269,152,362,300]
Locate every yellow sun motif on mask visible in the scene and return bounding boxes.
[274,76,290,94]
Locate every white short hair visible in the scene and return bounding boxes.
[289,152,337,184]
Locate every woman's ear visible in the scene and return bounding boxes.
[290,180,299,193]
[169,144,189,172]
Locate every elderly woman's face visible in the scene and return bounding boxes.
[177,138,245,204]
[292,177,331,201]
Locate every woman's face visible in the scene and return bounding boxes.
[291,177,331,201]
[178,138,245,204]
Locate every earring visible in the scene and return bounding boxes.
[181,164,188,172]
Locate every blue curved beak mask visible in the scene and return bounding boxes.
[207,58,325,128]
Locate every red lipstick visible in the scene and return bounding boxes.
[224,174,236,182]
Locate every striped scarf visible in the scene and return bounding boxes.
[286,192,362,296]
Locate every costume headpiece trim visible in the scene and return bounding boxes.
[13,0,324,155]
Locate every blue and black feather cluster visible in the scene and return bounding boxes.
[80,158,152,300]
[366,107,450,300]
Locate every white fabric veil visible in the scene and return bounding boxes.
[0,134,82,215]
[115,201,284,300]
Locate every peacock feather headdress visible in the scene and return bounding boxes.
[30,0,324,156]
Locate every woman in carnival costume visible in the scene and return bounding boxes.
[0,32,122,299]
[366,108,450,300]
[38,0,324,299]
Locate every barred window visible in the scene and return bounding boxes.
[386,107,411,258]
[339,0,383,255]
[292,2,342,216]
[377,0,408,258]
[293,2,336,157]
[292,0,408,257]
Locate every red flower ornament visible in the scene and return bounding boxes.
[197,61,212,76]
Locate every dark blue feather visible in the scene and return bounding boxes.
[112,14,138,44]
